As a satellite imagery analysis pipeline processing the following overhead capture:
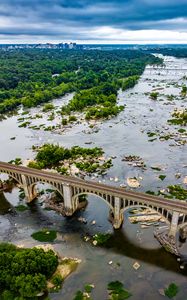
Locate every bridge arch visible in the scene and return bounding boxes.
[178,221,187,230]
[0,169,23,188]
[122,205,171,225]
[29,181,64,202]
[72,191,114,211]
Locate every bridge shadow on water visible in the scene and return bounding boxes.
[0,192,12,215]
[1,192,187,277]
[21,201,187,276]
[102,229,187,276]
[59,207,187,276]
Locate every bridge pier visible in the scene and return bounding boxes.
[179,226,187,241]
[63,185,77,216]
[168,211,180,241]
[111,197,124,229]
[21,175,37,203]
[154,211,181,255]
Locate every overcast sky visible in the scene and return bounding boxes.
[0,0,187,44]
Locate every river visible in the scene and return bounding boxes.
[0,55,187,299]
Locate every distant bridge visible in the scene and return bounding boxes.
[0,161,187,243]
[145,66,187,76]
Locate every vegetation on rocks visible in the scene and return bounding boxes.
[28,143,112,176]
[150,92,159,100]
[29,143,103,168]
[165,185,187,200]
[158,175,166,181]
[85,104,124,120]
[168,108,187,126]
[48,258,80,293]
[181,85,187,97]
[146,185,187,200]
[92,233,112,246]
[43,103,55,112]
[9,157,22,165]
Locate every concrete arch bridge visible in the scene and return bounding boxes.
[0,161,187,245]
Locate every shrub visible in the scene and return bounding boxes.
[62,118,68,125]
[69,115,77,122]
[42,103,54,112]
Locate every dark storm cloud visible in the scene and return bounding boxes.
[0,0,186,41]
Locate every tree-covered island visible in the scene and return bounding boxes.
[0,242,80,299]
[28,143,113,176]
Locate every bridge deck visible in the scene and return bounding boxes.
[146,67,187,71]
[0,161,187,213]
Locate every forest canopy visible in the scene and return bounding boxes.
[0,49,162,114]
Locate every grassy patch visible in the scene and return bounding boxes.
[84,284,94,293]
[178,128,186,133]
[42,103,54,112]
[18,121,31,128]
[73,284,94,300]
[31,229,57,242]
[107,281,132,299]
[15,204,28,212]
[92,233,112,245]
[159,175,166,181]
[147,132,157,138]
[150,92,159,100]
[164,283,179,299]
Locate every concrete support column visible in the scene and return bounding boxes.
[63,185,75,216]
[168,211,179,239]
[21,175,37,203]
[112,197,124,229]
[179,226,187,241]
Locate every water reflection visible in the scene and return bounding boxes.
[1,190,187,299]
[2,191,185,276]
[103,229,187,276]
[0,192,12,215]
